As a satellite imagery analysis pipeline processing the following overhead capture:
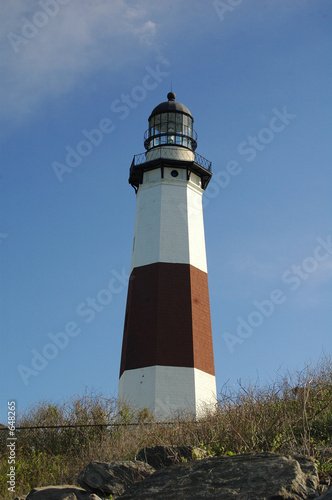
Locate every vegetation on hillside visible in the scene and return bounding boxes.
[1,356,331,499]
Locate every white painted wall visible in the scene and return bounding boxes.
[187,184,208,273]
[118,365,217,419]
[130,173,207,273]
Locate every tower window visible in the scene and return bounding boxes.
[144,112,197,151]
[171,170,179,177]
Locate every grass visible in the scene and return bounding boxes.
[1,356,332,499]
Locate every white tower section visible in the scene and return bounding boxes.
[130,170,207,273]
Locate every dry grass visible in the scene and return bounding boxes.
[1,356,332,499]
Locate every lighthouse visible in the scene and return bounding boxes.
[118,92,217,419]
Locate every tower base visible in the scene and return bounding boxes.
[118,365,217,420]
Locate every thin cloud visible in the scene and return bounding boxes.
[1,0,161,124]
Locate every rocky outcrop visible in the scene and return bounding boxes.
[317,489,332,499]
[17,448,332,500]
[136,445,206,469]
[77,460,155,497]
[25,485,101,499]
[118,451,320,499]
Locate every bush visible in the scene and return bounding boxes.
[1,357,331,499]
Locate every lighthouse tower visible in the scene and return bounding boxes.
[118,92,216,419]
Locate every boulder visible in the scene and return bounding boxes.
[117,451,320,499]
[77,460,155,497]
[136,445,206,469]
[293,454,321,492]
[317,488,332,499]
[25,485,98,500]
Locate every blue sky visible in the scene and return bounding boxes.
[1,0,331,423]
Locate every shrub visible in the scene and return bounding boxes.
[1,357,331,499]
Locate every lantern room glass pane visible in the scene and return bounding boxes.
[153,115,160,133]
[176,114,183,133]
[168,121,175,133]
[176,114,183,124]
[160,113,167,133]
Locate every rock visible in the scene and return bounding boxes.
[293,454,321,493]
[317,487,332,499]
[117,451,320,499]
[136,445,207,469]
[25,485,92,500]
[77,460,155,497]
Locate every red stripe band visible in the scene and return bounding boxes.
[119,262,215,377]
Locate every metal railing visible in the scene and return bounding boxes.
[194,152,212,171]
[131,150,212,172]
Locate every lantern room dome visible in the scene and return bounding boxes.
[144,92,197,152]
[149,92,193,120]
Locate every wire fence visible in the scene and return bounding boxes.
[0,420,197,455]
[0,420,192,431]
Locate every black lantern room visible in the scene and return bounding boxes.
[144,92,197,151]
[129,92,212,192]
